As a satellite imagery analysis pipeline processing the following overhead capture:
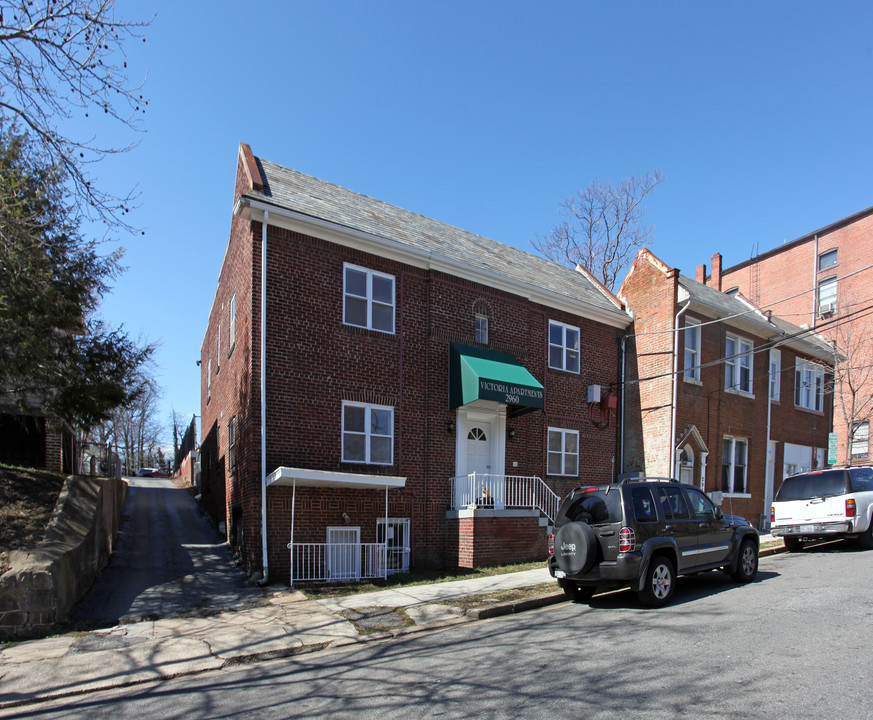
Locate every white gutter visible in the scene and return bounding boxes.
[259,210,269,584]
[671,301,691,479]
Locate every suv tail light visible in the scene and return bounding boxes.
[619,527,636,553]
[771,505,775,523]
[548,533,555,555]
[846,498,857,518]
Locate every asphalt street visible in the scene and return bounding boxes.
[69,476,259,625]
[16,541,873,720]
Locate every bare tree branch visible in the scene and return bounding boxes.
[533,171,664,291]
[0,0,151,233]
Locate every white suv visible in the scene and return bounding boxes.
[771,467,873,551]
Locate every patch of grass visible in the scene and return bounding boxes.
[301,560,546,600]
[0,464,66,574]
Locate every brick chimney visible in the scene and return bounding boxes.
[711,253,722,291]
[696,263,706,284]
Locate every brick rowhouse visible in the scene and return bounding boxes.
[619,249,834,528]
[200,143,631,584]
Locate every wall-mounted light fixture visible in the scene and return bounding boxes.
[447,421,455,434]
[341,511,351,525]
[508,429,516,439]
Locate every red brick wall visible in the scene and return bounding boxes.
[619,254,678,477]
[449,514,548,569]
[202,151,627,582]
[622,251,832,527]
[717,212,872,467]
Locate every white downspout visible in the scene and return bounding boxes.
[765,353,773,528]
[619,333,627,476]
[259,210,269,584]
[671,301,691,479]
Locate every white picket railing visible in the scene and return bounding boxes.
[288,542,410,584]
[450,473,560,522]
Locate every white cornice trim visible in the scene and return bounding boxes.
[236,197,631,329]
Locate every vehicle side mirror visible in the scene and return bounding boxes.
[714,507,724,519]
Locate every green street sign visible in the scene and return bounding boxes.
[827,432,838,466]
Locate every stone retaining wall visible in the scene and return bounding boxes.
[0,476,126,640]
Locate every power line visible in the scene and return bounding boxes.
[625,262,873,339]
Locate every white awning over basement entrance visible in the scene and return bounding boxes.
[266,467,407,490]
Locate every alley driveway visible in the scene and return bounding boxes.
[70,476,262,626]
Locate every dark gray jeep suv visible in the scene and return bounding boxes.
[548,479,760,607]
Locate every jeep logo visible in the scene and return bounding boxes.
[561,542,576,552]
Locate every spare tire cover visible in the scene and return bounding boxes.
[554,521,597,575]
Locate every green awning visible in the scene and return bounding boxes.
[449,343,544,416]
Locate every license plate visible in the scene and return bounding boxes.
[555,570,566,579]
[800,525,815,533]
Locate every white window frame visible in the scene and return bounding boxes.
[341,401,394,465]
[722,436,749,496]
[795,360,825,412]
[548,320,580,373]
[228,416,236,469]
[852,421,870,461]
[217,323,221,369]
[683,317,701,382]
[769,348,781,401]
[343,263,396,334]
[547,427,579,476]
[207,358,212,402]
[229,293,237,349]
[818,276,837,316]
[724,333,754,395]
[475,314,489,345]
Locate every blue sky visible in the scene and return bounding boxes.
[88,1,873,443]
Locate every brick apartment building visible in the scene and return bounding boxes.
[618,249,834,528]
[701,206,873,468]
[200,143,631,585]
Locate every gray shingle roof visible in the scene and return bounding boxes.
[246,157,628,324]
[679,275,833,360]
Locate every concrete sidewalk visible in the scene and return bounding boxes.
[0,540,783,710]
[0,567,559,709]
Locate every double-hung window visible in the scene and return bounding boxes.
[725,334,753,394]
[795,360,824,412]
[818,276,837,316]
[549,320,580,373]
[475,314,489,344]
[547,428,579,476]
[342,402,394,465]
[207,359,212,402]
[684,318,701,381]
[769,348,781,401]
[852,421,870,461]
[343,264,395,333]
[721,437,748,494]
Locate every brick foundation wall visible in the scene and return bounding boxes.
[449,512,548,569]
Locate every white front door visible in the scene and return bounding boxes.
[326,526,360,580]
[466,422,492,475]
